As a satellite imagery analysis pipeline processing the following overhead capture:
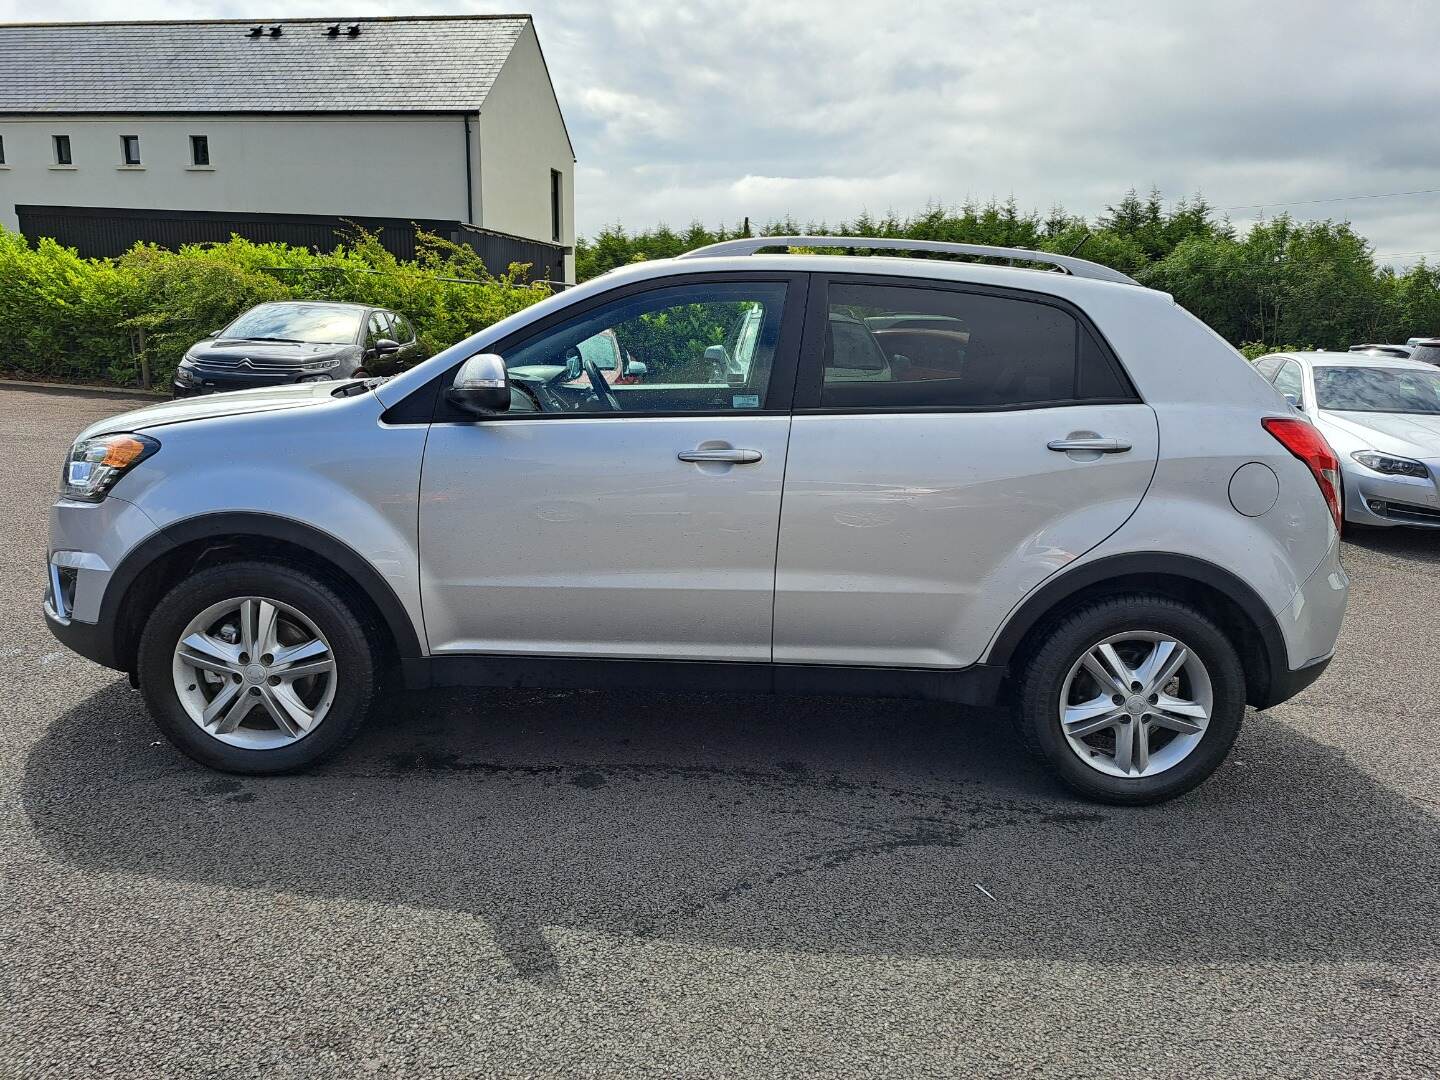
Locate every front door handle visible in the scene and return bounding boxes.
[1047,437,1132,454]
[677,447,763,464]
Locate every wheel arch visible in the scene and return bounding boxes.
[986,552,1289,709]
[102,512,423,675]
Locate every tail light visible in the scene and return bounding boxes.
[1263,416,1342,529]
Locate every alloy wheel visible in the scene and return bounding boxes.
[1058,631,1212,779]
[171,596,337,750]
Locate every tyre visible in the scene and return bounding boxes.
[1014,595,1245,805]
[136,561,378,774]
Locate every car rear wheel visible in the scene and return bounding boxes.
[136,561,378,773]
[1014,595,1245,805]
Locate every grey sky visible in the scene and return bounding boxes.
[6,0,1439,265]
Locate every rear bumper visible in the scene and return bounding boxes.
[1259,651,1333,708]
[1259,537,1347,708]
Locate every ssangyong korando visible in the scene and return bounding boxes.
[44,238,1348,804]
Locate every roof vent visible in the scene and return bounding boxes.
[247,24,264,37]
[346,23,361,37]
[268,25,282,37]
[325,23,340,37]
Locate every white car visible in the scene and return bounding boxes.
[1256,351,1440,527]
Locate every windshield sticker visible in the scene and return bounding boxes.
[733,394,761,409]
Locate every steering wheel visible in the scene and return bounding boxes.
[581,354,622,411]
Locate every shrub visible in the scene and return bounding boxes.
[1238,342,1311,360]
[0,225,551,388]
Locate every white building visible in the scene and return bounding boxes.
[0,15,576,281]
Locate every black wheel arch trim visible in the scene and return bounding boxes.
[91,511,423,671]
[985,551,1293,709]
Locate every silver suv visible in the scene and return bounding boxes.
[44,238,1348,804]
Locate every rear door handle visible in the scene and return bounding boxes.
[677,448,763,464]
[1047,437,1131,454]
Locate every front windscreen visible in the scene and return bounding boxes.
[1314,366,1440,414]
[224,304,363,345]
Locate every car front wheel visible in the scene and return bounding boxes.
[136,561,378,773]
[1015,595,1246,805]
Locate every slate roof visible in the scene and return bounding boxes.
[0,16,531,114]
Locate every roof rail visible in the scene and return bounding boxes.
[675,235,1139,285]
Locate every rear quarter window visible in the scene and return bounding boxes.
[819,281,1134,409]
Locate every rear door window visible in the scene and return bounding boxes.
[813,280,1132,409]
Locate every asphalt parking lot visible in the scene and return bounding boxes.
[2,384,1438,1079]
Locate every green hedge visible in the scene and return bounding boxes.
[0,226,551,388]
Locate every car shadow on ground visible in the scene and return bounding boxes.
[23,677,1440,983]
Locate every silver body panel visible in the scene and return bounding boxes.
[774,405,1159,667]
[419,415,791,660]
[47,251,1347,699]
[63,388,430,644]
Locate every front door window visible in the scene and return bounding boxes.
[498,281,789,414]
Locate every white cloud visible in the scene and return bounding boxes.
[7,0,1440,265]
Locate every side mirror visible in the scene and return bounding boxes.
[1284,393,1302,411]
[565,347,583,380]
[207,329,223,339]
[623,359,647,379]
[445,353,510,416]
[372,338,402,357]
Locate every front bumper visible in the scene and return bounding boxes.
[1342,463,1440,528]
[173,370,333,397]
[44,495,165,671]
[44,604,119,669]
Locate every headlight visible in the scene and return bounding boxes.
[1351,450,1429,478]
[301,358,341,372]
[61,433,160,502]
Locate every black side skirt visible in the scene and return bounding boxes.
[403,655,1008,707]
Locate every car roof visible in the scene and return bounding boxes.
[590,253,1174,308]
[1275,350,1437,371]
[252,299,371,312]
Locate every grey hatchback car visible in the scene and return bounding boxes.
[45,237,1348,804]
[172,300,420,396]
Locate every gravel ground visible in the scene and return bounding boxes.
[1,385,1437,1079]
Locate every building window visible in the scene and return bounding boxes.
[53,134,72,166]
[120,135,141,165]
[550,169,563,243]
[190,134,210,166]
[0,135,6,165]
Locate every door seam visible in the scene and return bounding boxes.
[769,413,795,664]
